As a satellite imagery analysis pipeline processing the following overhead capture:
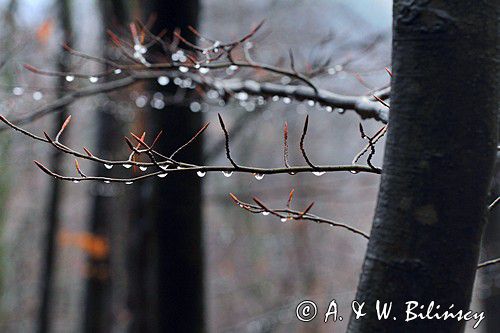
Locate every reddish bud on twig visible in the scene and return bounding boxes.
[129,23,138,40]
[373,95,390,108]
[385,67,393,77]
[74,159,86,177]
[23,64,39,73]
[83,147,93,157]
[229,193,240,204]
[55,115,72,142]
[107,30,123,47]
[286,189,295,209]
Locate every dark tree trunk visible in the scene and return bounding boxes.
[150,2,203,331]
[127,1,204,332]
[348,1,497,332]
[83,1,129,332]
[38,1,71,332]
[481,156,500,333]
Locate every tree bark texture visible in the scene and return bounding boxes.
[83,2,130,332]
[128,1,204,332]
[481,155,500,333]
[38,1,71,332]
[348,1,498,332]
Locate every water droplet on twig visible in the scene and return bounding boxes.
[135,96,148,108]
[157,76,169,86]
[12,87,24,96]
[190,102,202,112]
[281,76,291,84]
[235,92,248,101]
[32,91,43,100]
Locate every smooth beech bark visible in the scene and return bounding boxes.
[348,1,498,332]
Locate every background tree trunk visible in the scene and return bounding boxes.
[348,1,498,332]
[83,2,129,332]
[148,2,203,331]
[38,1,71,332]
[127,1,204,332]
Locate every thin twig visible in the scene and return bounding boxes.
[477,258,500,269]
[170,123,209,159]
[283,122,290,169]
[1,114,380,183]
[229,193,370,239]
[353,125,387,165]
[488,196,500,211]
[218,113,239,168]
[299,115,318,169]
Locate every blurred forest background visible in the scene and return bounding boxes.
[0,0,497,332]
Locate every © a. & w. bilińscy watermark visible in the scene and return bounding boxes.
[295,299,485,329]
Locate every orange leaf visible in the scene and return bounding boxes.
[36,19,54,45]
[59,231,109,260]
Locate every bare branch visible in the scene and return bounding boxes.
[0,114,380,184]
[356,123,378,170]
[229,192,370,239]
[212,79,388,122]
[353,125,387,167]
[2,20,391,130]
